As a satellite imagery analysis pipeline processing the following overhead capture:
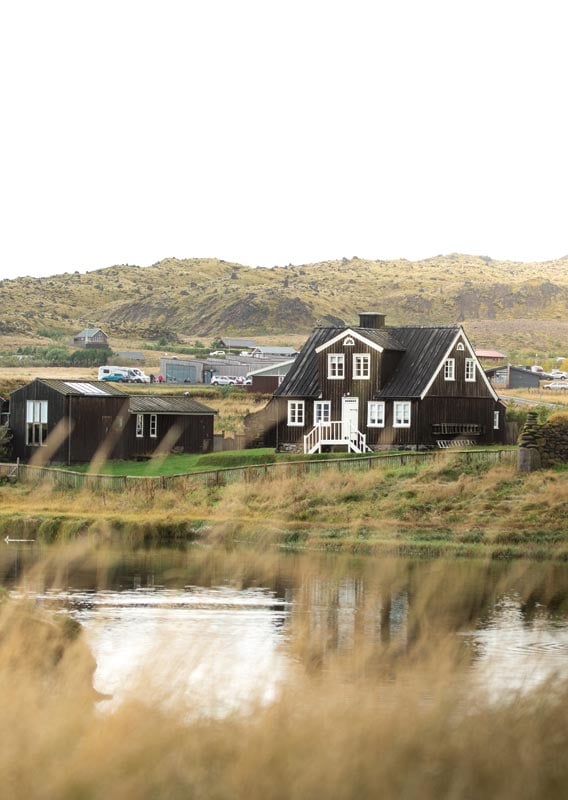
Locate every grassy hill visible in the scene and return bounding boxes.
[2,254,568,354]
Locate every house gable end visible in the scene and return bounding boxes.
[315,328,384,354]
[420,329,499,401]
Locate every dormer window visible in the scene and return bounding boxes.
[328,353,345,379]
[353,353,370,379]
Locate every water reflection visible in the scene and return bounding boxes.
[3,545,568,714]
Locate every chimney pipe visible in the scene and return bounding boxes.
[358,312,385,329]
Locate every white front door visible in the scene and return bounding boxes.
[341,397,359,442]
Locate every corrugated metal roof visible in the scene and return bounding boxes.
[275,324,462,399]
[220,337,257,348]
[248,360,295,377]
[274,328,336,397]
[36,379,126,396]
[74,327,106,338]
[252,346,298,356]
[377,326,459,398]
[475,348,507,359]
[128,396,216,415]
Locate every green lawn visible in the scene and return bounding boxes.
[59,448,381,477]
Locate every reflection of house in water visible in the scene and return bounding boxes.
[300,575,409,651]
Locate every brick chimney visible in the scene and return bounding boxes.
[358,312,386,329]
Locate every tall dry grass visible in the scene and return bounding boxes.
[2,548,568,798]
[2,455,568,555]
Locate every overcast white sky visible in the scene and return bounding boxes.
[1,0,567,280]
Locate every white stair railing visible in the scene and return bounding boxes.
[303,422,369,454]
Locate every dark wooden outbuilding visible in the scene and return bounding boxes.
[485,365,541,390]
[247,360,295,394]
[9,380,215,464]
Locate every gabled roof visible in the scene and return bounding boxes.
[247,360,295,377]
[251,346,297,356]
[19,379,126,397]
[275,324,496,400]
[220,337,257,348]
[74,327,107,339]
[475,348,506,359]
[377,326,460,398]
[275,326,408,398]
[275,328,341,397]
[314,327,405,354]
[128,396,216,415]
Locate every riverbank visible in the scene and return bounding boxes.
[2,455,567,559]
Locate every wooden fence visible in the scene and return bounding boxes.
[0,448,517,493]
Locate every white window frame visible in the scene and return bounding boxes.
[465,358,476,382]
[327,353,345,379]
[136,414,144,438]
[149,414,157,438]
[494,410,500,430]
[25,400,48,446]
[444,358,455,381]
[367,401,385,428]
[288,400,305,427]
[456,342,465,351]
[353,353,370,380]
[393,401,411,428]
[314,401,331,425]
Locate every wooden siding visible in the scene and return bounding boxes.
[123,413,214,456]
[417,397,504,446]
[258,394,504,451]
[317,342,378,427]
[10,382,214,463]
[250,375,280,394]
[426,342,494,398]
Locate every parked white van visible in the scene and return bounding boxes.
[98,366,150,383]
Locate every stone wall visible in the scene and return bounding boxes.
[518,411,568,471]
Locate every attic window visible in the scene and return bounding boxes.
[444,359,456,381]
[343,336,355,347]
[456,343,465,351]
[328,354,345,379]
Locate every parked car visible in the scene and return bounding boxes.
[549,370,568,380]
[210,375,234,386]
[543,381,568,390]
[100,373,126,382]
[209,351,225,357]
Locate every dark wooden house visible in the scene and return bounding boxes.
[9,379,215,464]
[73,327,109,348]
[245,313,506,453]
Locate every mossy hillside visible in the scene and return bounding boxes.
[2,255,568,354]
